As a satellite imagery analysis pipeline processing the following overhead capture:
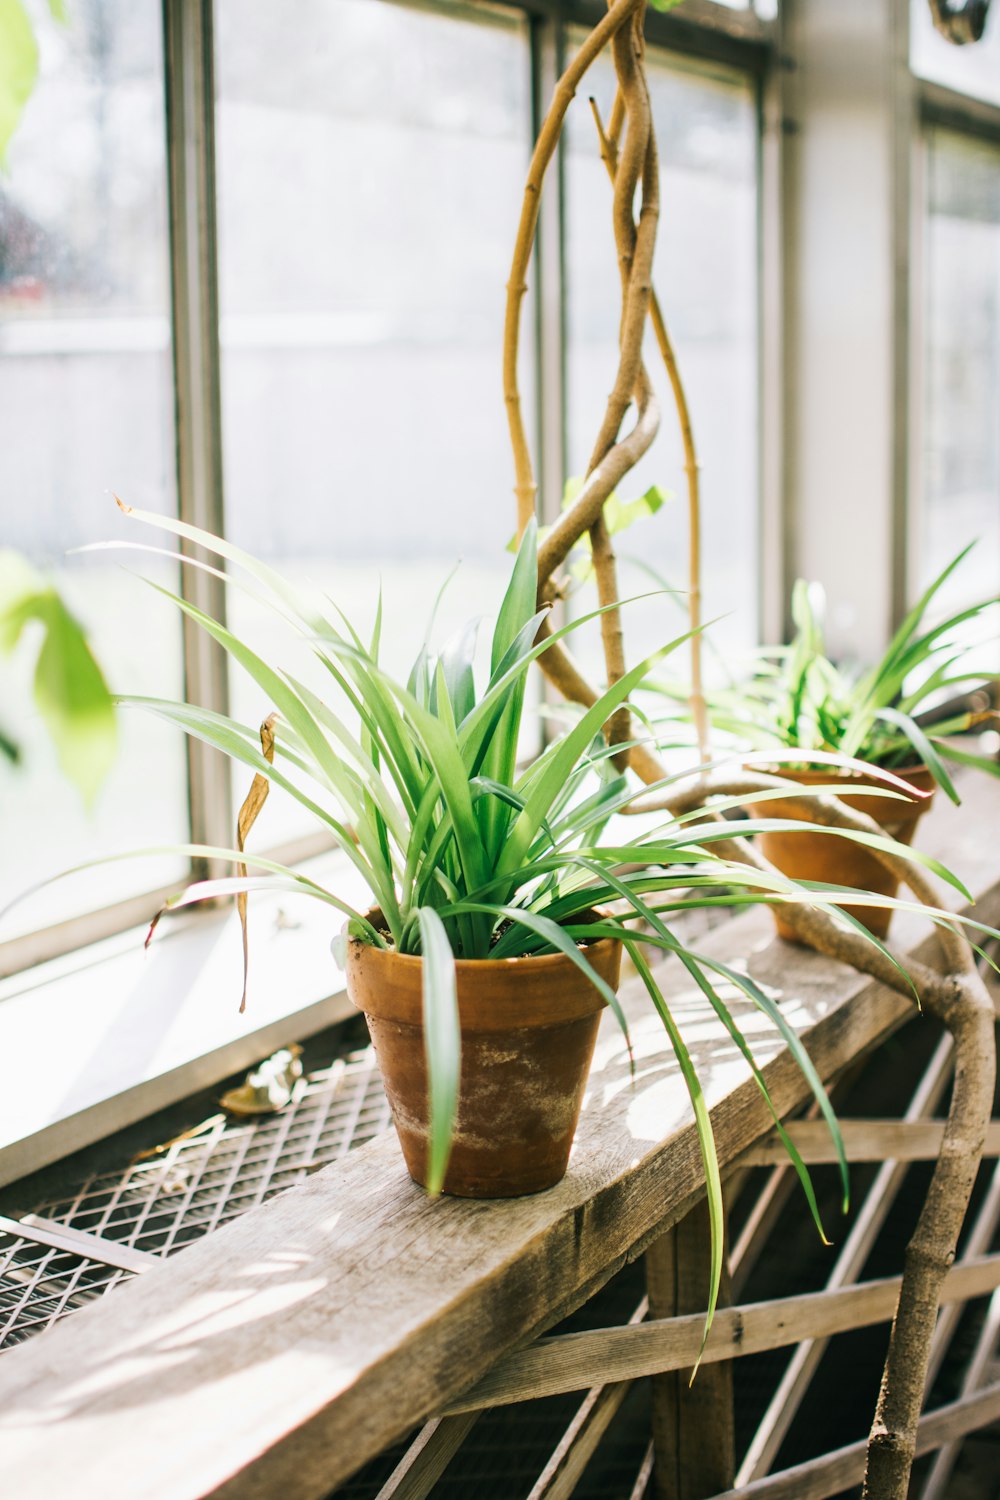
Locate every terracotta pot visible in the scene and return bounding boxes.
[749,764,936,942]
[345,916,622,1198]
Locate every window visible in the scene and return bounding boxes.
[214,0,535,845]
[919,129,1000,608]
[911,0,1000,616]
[0,0,767,970]
[0,0,186,943]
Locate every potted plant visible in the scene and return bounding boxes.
[643,544,999,939]
[55,493,985,1375]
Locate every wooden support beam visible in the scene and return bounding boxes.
[527,1379,632,1500]
[701,1380,1000,1500]
[445,1253,1000,1412]
[526,1295,648,1500]
[373,1415,480,1500]
[921,1283,1000,1500]
[736,1031,955,1483]
[734,1118,1000,1168]
[645,1203,735,1499]
[923,1154,1000,1399]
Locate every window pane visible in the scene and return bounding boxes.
[0,0,187,943]
[214,0,534,843]
[911,0,1000,107]
[919,130,1000,607]
[565,46,759,664]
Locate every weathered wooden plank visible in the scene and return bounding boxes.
[702,1380,1000,1500]
[0,779,995,1500]
[445,1253,1000,1410]
[734,1116,1000,1166]
[645,1203,735,1499]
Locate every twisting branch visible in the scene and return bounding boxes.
[504,4,996,1495]
[534,5,661,758]
[590,91,710,765]
[503,0,645,536]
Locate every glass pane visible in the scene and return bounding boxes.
[215,0,534,844]
[0,0,187,943]
[911,0,1000,107]
[919,130,1000,610]
[565,45,759,669]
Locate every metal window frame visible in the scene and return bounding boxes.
[162,0,233,881]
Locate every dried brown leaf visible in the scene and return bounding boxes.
[236,713,278,1012]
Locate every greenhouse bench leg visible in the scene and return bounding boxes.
[645,1200,735,1499]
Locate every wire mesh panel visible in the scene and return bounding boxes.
[31,1046,389,1257]
[0,1227,127,1351]
[0,1043,390,1353]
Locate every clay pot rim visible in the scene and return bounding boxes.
[347,906,618,973]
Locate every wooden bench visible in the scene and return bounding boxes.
[0,777,998,1499]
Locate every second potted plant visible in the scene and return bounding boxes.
[649,545,999,939]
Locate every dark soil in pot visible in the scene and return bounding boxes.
[748,763,936,942]
[345,919,622,1198]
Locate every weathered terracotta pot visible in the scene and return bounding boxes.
[345,918,622,1198]
[749,764,936,942]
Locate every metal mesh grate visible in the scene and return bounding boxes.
[0,1228,127,1350]
[0,1042,390,1353]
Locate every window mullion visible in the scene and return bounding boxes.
[531,11,568,529]
[162,0,233,880]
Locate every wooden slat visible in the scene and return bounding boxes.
[527,1379,632,1500]
[921,1284,1000,1500]
[373,1414,480,1500]
[736,1030,955,1483]
[734,1118,1000,1167]
[0,779,996,1499]
[0,1214,158,1275]
[445,1254,1000,1411]
[646,1204,735,1499]
[922,1155,1000,1398]
[526,1295,648,1500]
[702,1380,1000,1500]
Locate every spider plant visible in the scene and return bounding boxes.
[670,544,999,803]
[52,504,988,1352]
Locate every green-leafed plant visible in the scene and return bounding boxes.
[0,548,116,803]
[649,544,999,802]
[53,501,994,1355]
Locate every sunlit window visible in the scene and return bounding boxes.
[919,130,1000,608]
[0,0,186,939]
[214,0,535,842]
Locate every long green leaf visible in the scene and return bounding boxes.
[417,907,461,1196]
[626,940,724,1372]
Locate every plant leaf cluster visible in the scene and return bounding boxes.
[660,545,999,802]
[0,548,117,804]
